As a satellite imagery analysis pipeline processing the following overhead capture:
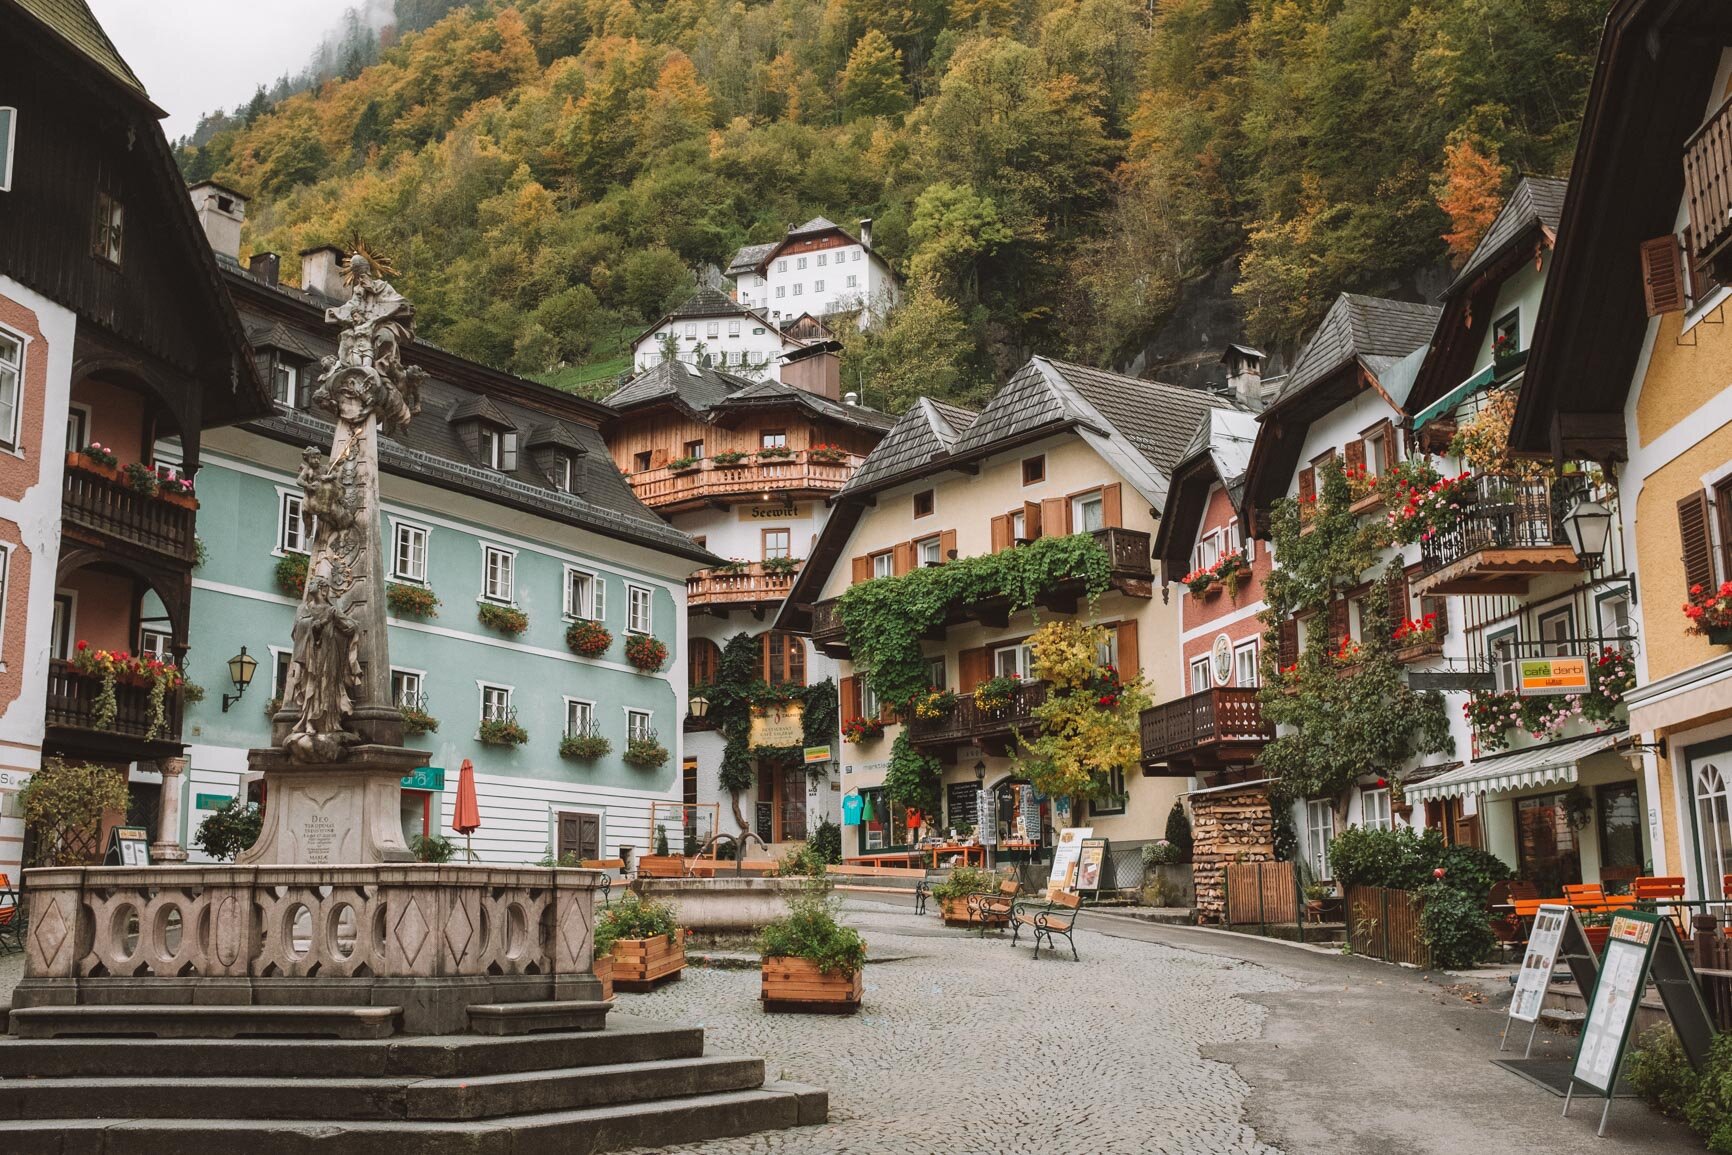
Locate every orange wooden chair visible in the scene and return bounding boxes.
[1563,883,1614,913]
[1635,875,1689,937]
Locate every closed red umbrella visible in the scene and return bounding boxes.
[452,759,480,862]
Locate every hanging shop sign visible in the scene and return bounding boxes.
[1407,671,1497,693]
[1075,838,1109,892]
[1502,904,1599,1059]
[749,702,804,747]
[1047,827,1093,891]
[803,745,832,766]
[1566,910,1715,1135]
[1518,656,1590,695]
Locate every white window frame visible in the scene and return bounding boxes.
[268,644,293,699]
[706,321,720,339]
[1190,656,1211,694]
[50,588,75,662]
[391,667,425,708]
[271,359,298,406]
[1489,626,1520,692]
[796,256,807,270]
[994,642,1034,680]
[1361,788,1392,831]
[478,681,514,724]
[793,283,803,296]
[391,521,429,584]
[564,565,604,621]
[916,536,943,566]
[861,681,881,719]
[626,583,653,635]
[480,427,500,469]
[872,552,893,579]
[65,402,91,458]
[565,697,596,737]
[814,279,825,293]
[626,707,654,741]
[816,252,827,267]
[1307,799,1336,879]
[0,107,15,193]
[0,324,24,453]
[481,544,516,604]
[1538,605,1575,657]
[775,286,785,299]
[1597,591,1634,643]
[1091,766,1127,816]
[139,625,172,662]
[277,490,308,556]
[846,274,858,288]
[1072,490,1105,533]
[1234,640,1259,688]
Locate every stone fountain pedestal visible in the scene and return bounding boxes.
[237,745,425,866]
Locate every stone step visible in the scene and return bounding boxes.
[0,1015,704,1079]
[6,1005,400,1041]
[0,1054,767,1122]
[466,1000,611,1036]
[0,1081,827,1155]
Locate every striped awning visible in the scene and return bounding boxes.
[1405,731,1626,803]
[1410,363,1495,431]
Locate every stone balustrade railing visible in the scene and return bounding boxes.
[15,864,604,1033]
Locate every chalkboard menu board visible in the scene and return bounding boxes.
[946,781,980,831]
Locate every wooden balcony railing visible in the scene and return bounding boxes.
[812,598,847,657]
[625,450,866,510]
[1686,94,1732,278]
[1139,687,1270,770]
[1090,526,1154,580]
[1415,473,1584,596]
[46,659,183,750]
[909,680,1048,751]
[688,561,799,609]
[62,465,197,563]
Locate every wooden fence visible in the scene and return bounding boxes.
[1345,884,1430,967]
[1224,861,1300,927]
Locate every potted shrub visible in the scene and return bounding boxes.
[624,634,668,672]
[275,553,309,598]
[759,878,866,1013]
[386,582,440,619]
[121,460,159,497]
[478,717,528,746]
[595,893,685,991]
[411,833,454,863]
[971,674,1020,712]
[1303,882,1331,922]
[912,688,957,720]
[756,444,794,460]
[560,726,611,760]
[565,619,612,657]
[477,602,529,635]
[761,555,799,578]
[930,866,999,926]
[623,734,669,769]
[667,455,700,472]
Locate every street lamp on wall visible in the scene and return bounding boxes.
[689,693,711,719]
[1563,496,1614,572]
[221,646,258,713]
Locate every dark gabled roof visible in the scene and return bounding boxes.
[1220,343,1265,363]
[1446,176,1568,297]
[1275,294,1442,406]
[526,422,587,451]
[447,394,515,426]
[667,288,749,319]
[1032,358,1238,483]
[603,359,894,433]
[790,216,840,236]
[10,0,152,107]
[720,378,895,432]
[246,321,320,362]
[841,398,979,496]
[726,243,777,276]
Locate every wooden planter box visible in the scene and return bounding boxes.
[761,956,862,1014]
[938,895,1007,928]
[1349,491,1384,515]
[593,953,614,1000]
[635,854,687,878]
[611,932,685,991]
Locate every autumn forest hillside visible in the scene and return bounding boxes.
[178,0,1612,410]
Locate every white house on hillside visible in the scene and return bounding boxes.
[631,289,808,378]
[726,218,901,327]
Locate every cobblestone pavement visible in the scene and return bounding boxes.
[618,900,1293,1155]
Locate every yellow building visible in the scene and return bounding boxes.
[1511,0,1732,898]
[778,358,1240,860]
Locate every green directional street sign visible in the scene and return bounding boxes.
[194,793,233,811]
[400,766,445,792]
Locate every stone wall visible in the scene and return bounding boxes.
[1191,785,1276,923]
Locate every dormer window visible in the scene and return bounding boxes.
[478,426,518,472]
[554,452,575,493]
[272,359,300,407]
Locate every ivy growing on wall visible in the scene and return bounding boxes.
[1259,456,1454,804]
[838,533,1113,706]
[884,730,942,813]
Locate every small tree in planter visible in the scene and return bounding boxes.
[565,619,612,658]
[192,798,263,862]
[478,717,529,746]
[759,877,866,1013]
[595,893,684,992]
[930,866,1000,926]
[624,634,668,672]
[386,582,440,619]
[20,759,130,867]
[477,603,529,635]
[411,833,455,862]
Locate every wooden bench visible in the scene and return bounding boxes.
[828,864,929,902]
[844,851,926,868]
[967,878,1020,937]
[1012,889,1081,960]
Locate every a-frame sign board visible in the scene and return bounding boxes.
[1502,904,1601,1059]
[1565,910,1716,1137]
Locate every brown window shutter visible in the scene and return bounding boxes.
[1115,620,1139,681]
[840,676,860,720]
[939,528,958,561]
[1345,439,1366,474]
[1101,483,1123,529]
[1679,491,1717,594]
[1379,419,1401,465]
[1642,234,1688,316]
[1298,467,1316,504]
[1328,597,1349,644]
[990,514,1011,553]
[649,448,671,468]
[851,555,871,584]
[1278,618,1299,669]
[893,540,915,576]
[958,647,991,693]
[1023,500,1042,539]
[1385,571,1409,632]
[1421,595,1448,635]
[1041,497,1067,538]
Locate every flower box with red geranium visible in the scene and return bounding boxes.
[1383,462,1475,546]
[565,619,613,658]
[477,603,529,635]
[1685,581,1732,645]
[386,582,440,619]
[1344,464,1382,513]
[624,633,668,672]
[807,444,849,465]
[1391,613,1443,660]
[841,715,884,744]
[1181,550,1248,598]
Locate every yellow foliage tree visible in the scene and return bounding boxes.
[1016,621,1149,800]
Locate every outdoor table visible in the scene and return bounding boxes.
[844,851,926,868]
[926,843,984,868]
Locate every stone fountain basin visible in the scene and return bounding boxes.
[632,877,805,934]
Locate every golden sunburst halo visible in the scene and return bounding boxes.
[340,234,400,284]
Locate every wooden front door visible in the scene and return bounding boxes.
[780,765,808,842]
[557,811,601,861]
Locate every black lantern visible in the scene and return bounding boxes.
[974,760,986,783]
[221,646,258,712]
[1563,496,1614,570]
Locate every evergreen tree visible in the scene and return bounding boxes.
[839,30,909,121]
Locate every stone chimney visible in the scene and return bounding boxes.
[1220,344,1265,410]
[188,181,247,260]
[299,245,347,299]
[779,345,841,400]
[249,252,280,287]
[858,218,873,250]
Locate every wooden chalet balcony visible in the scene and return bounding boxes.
[1139,688,1271,776]
[46,659,184,760]
[809,528,1152,658]
[1686,94,1732,279]
[688,561,798,614]
[626,449,866,512]
[909,680,1047,755]
[62,464,197,564]
[1413,474,1582,597]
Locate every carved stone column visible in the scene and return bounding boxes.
[150,756,190,863]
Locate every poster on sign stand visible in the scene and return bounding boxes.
[1047,827,1092,891]
[1500,904,1599,1059]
